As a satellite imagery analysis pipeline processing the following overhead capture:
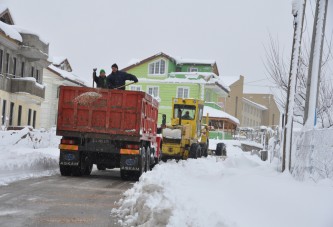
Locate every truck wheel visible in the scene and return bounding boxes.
[72,155,88,176]
[120,169,129,180]
[189,143,199,159]
[97,164,106,171]
[145,147,151,172]
[60,165,71,176]
[137,147,146,180]
[84,163,93,175]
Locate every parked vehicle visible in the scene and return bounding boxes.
[56,86,161,180]
[161,98,209,160]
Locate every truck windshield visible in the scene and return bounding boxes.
[174,104,196,120]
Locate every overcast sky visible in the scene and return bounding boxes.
[2,0,333,93]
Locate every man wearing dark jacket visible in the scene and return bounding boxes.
[107,63,138,90]
[93,68,108,88]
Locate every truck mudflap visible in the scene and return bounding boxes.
[59,150,80,166]
[120,155,141,171]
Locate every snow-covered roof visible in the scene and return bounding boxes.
[48,65,85,86]
[11,25,49,45]
[203,105,240,124]
[168,72,230,92]
[0,21,22,42]
[242,98,268,110]
[222,76,241,86]
[174,57,215,65]
[50,56,66,65]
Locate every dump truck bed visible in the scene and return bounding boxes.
[56,86,159,141]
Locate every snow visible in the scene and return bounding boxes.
[1,127,332,227]
[112,140,333,227]
[48,64,86,86]
[243,97,268,110]
[0,21,22,42]
[162,128,182,139]
[203,105,240,125]
[11,25,49,45]
[173,57,215,65]
[0,127,60,186]
[50,56,66,65]
[11,77,45,89]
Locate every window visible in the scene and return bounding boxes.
[13,57,17,76]
[36,70,39,82]
[21,62,25,77]
[33,110,36,128]
[6,53,9,74]
[9,102,14,126]
[2,100,6,125]
[31,66,34,77]
[148,59,166,75]
[129,85,141,91]
[177,87,189,98]
[189,67,198,72]
[17,105,22,126]
[147,86,159,97]
[0,49,3,74]
[28,108,32,126]
[235,96,238,117]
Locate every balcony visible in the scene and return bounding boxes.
[11,77,45,99]
[18,33,49,61]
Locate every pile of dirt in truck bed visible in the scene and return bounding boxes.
[73,92,102,105]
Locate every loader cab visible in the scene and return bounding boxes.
[171,98,204,138]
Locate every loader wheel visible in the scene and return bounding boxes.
[60,165,71,176]
[189,143,199,159]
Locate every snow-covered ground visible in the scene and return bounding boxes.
[0,127,60,186]
[1,128,333,227]
[112,141,333,227]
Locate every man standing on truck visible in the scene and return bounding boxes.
[93,68,108,88]
[107,63,138,90]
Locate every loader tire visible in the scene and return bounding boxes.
[189,143,199,159]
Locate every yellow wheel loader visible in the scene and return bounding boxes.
[161,98,209,160]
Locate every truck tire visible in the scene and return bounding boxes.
[136,147,146,180]
[120,169,129,180]
[145,147,151,172]
[72,155,89,176]
[97,164,106,171]
[60,165,71,176]
[189,143,199,159]
[84,163,93,175]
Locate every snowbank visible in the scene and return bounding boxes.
[112,141,333,227]
[0,127,60,186]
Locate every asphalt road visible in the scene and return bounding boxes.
[0,168,134,227]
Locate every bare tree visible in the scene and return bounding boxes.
[264,34,333,128]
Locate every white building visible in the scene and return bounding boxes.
[40,57,85,129]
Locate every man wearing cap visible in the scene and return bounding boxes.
[93,68,108,88]
[107,63,138,90]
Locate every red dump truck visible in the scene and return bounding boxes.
[56,86,161,180]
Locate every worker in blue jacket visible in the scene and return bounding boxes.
[107,63,138,90]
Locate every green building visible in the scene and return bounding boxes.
[122,52,230,124]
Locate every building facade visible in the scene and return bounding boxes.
[40,57,85,129]
[122,52,230,124]
[0,6,49,129]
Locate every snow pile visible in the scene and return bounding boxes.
[0,127,60,186]
[112,141,333,227]
[292,128,333,181]
[162,128,182,139]
[73,91,102,105]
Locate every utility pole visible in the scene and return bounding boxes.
[303,0,329,129]
[281,0,306,172]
